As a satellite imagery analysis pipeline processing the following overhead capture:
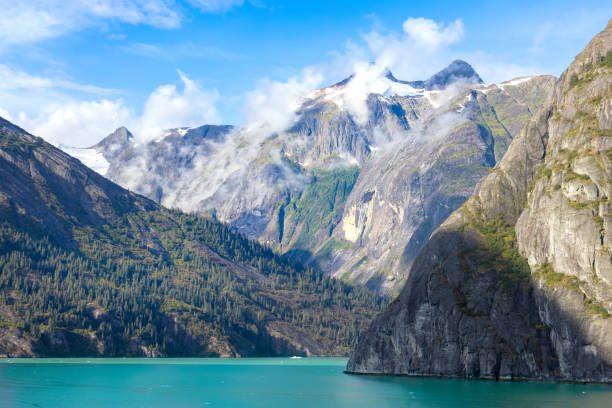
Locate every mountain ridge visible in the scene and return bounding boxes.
[62,62,555,295]
[346,19,612,382]
[0,118,386,357]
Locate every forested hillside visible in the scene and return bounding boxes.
[0,118,385,357]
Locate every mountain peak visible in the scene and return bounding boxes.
[91,126,134,150]
[383,60,482,91]
[423,59,483,90]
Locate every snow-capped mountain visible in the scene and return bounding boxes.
[64,60,555,294]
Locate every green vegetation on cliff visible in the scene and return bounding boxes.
[279,166,358,259]
[462,215,532,292]
[534,263,610,319]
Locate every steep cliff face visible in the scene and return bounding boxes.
[515,22,612,380]
[64,63,553,295]
[319,77,555,294]
[347,21,612,382]
[203,69,448,242]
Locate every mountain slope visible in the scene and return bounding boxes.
[346,20,612,382]
[0,118,386,357]
[65,63,554,295]
[307,76,555,294]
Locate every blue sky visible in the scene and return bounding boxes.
[0,0,610,146]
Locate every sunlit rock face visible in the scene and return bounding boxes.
[320,75,554,295]
[68,61,553,295]
[347,20,612,382]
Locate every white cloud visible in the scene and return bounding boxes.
[0,64,54,90]
[0,14,549,221]
[0,0,247,50]
[0,107,12,121]
[23,99,132,147]
[123,68,324,212]
[82,0,181,27]
[243,68,323,134]
[0,1,178,49]
[136,70,220,142]
[358,18,465,81]
[0,64,114,95]
[324,16,544,93]
[2,69,220,147]
[0,63,122,144]
[0,7,62,47]
[313,17,470,126]
[1,15,543,149]
[402,17,464,49]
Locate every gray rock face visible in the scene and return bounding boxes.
[103,125,233,204]
[419,59,484,90]
[91,126,133,160]
[514,21,612,380]
[323,78,555,295]
[347,229,558,380]
[282,74,433,168]
[386,59,484,90]
[347,20,612,382]
[69,63,553,296]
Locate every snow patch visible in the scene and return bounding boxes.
[177,127,191,137]
[499,76,533,90]
[423,90,441,108]
[153,127,191,143]
[319,76,423,109]
[61,146,109,175]
[478,84,498,95]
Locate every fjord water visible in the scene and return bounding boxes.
[0,358,611,408]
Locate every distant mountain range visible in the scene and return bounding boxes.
[0,118,385,357]
[66,60,555,295]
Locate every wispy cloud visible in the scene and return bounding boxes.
[1,69,219,147]
[0,0,247,50]
[122,42,167,59]
[0,63,116,95]
[0,1,176,49]
[0,13,562,152]
[21,99,132,148]
[325,15,546,85]
[529,22,555,54]
[187,0,245,13]
[137,70,220,142]
[121,41,244,61]
[175,43,244,60]
[401,17,464,49]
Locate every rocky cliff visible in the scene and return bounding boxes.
[315,76,555,294]
[346,20,612,382]
[66,63,554,295]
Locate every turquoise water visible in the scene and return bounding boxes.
[0,358,611,407]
